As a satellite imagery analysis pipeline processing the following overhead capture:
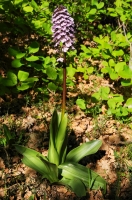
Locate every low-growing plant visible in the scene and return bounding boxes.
[0,124,15,147]
[0,41,63,95]
[77,86,132,120]
[14,5,106,197]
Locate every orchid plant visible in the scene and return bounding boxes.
[15,5,106,197]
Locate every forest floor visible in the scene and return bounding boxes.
[0,33,132,200]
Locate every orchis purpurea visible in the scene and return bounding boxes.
[15,6,106,198]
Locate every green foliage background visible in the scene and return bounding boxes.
[0,0,132,119]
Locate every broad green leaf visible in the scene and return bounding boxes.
[13,0,23,5]
[44,56,52,65]
[119,107,128,116]
[118,68,132,79]
[26,77,39,82]
[48,140,59,166]
[112,50,124,57]
[22,156,49,176]
[67,65,76,78]
[87,67,94,74]
[91,48,100,56]
[115,62,125,72]
[59,163,90,187]
[23,155,58,183]
[81,45,91,54]
[28,41,39,54]
[2,71,17,86]
[46,66,57,80]
[18,70,29,81]
[102,51,111,59]
[37,154,58,182]
[58,68,63,80]
[23,6,33,12]
[48,110,60,165]
[8,47,20,57]
[83,73,88,80]
[66,140,102,163]
[29,63,43,70]
[109,59,115,67]
[29,195,35,200]
[49,111,67,165]
[101,86,110,95]
[125,98,132,112]
[88,8,97,15]
[51,110,61,137]
[97,2,104,9]
[121,79,132,86]
[93,36,101,44]
[11,59,24,68]
[111,31,116,42]
[59,162,106,193]
[48,82,57,91]
[102,61,108,67]
[22,2,28,7]
[30,0,39,11]
[41,1,49,7]
[56,113,68,159]
[76,66,85,73]
[107,95,124,109]
[98,24,103,29]
[17,83,30,90]
[110,72,118,80]
[66,78,74,87]
[42,23,52,34]
[16,53,26,59]
[60,177,86,197]
[14,145,47,160]
[91,92,100,102]
[3,124,14,143]
[100,87,110,100]
[76,99,86,110]
[91,0,98,6]
[15,145,58,182]
[107,99,116,109]
[101,67,108,74]
[120,14,127,22]
[26,56,39,61]
[31,19,42,29]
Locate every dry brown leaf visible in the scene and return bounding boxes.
[57,186,67,193]
[0,158,5,169]
[24,190,32,199]
[0,188,6,198]
[22,115,36,130]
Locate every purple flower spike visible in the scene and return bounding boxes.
[52,5,75,53]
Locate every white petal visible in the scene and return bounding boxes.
[62,46,69,52]
[57,57,64,62]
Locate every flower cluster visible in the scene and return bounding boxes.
[52,5,75,54]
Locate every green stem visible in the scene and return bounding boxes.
[62,53,66,118]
